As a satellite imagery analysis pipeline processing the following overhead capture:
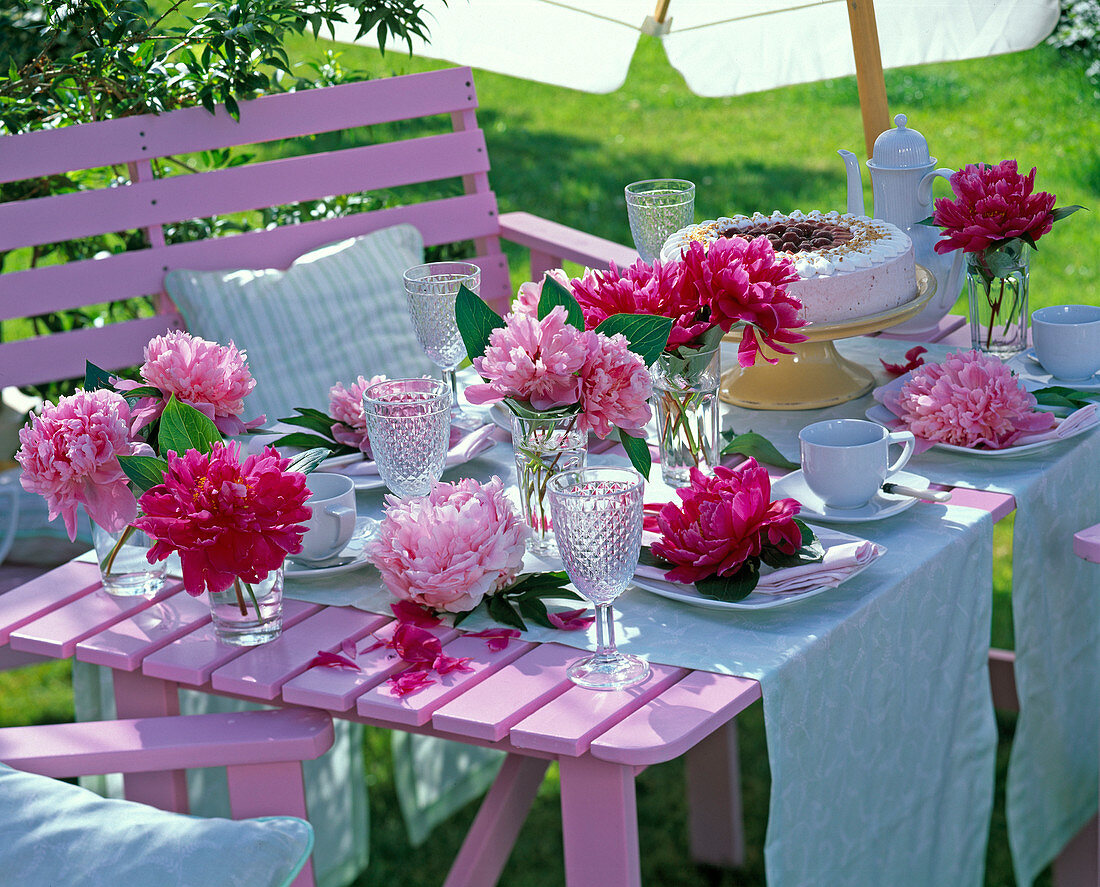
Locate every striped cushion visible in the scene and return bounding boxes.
[165,224,435,422]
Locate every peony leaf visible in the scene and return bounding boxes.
[116,454,170,494]
[84,360,115,392]
[720,431,799,470]
[517,595,555,629]
[595,313,675,367]
[486,593,528,631]
[456,283,504,366]
[619,429,652,479]
[538,274,586,330]
[269,431,354,455]
[504,398,580,422]
[506,571,570,594]
[1051,204,1086,223]
[285,447,333,475]
[277,409,339,438]
[157,396,222,457]
[695,559,760,602]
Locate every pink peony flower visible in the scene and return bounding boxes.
[466,306,594,411]
[328,374,387,453]
[16,389,147,540]
[576,332,652,438]
[366,476,530,613]
[678,237,806,368]
[887,349,1055,449]
[122,330,263,436]
[651,461,803,585]
[933,160,1057,255]
[133,441,311,596]
[513,268,579,316]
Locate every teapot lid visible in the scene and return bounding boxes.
[868,114,934,169]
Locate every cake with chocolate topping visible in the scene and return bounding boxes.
[660,210,917,324]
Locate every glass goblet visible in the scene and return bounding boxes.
[403,261,483,431]
[361,378,451,498]
[547,467,649,690]
[624,178,695,263]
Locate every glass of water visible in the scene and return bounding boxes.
[624,179,695,263]
[362,378,451,498]
[547,467,649,690]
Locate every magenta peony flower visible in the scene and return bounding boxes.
[932,160,1057,255]
[122,330,263,436]
[576,332,652,438]
[651,461,803,585]
[888,349,1055,449]
[366,476,530,613]
[466,306,594,411]
[328,373,387,453]
[133,441,311,596]
[678,237,806,368]
[16,389,147,540]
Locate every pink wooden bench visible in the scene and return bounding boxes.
[0,65,636,392]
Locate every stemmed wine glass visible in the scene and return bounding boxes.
[547,467,650,690]
[624,179,696,263]
[361,378,452,498]
[403,261,483,430]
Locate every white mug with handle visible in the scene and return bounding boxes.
[300,473,357,561]
[799,419,915,510]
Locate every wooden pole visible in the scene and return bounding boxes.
[846,0,891,157]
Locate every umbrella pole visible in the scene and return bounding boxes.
[846,0,891,157]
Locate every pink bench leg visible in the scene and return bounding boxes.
[685,720,746,867]
[227,760,316,887]
[1051,813,1098,887]
[444,754,550,887]
[111,668,189,812]
[559,755,641,887]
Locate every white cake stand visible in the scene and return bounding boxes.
[720,265,935,410]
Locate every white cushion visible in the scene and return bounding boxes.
[0,761,313,887]
[164,224,436,421]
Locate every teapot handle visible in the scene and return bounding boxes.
[917,167,956,208]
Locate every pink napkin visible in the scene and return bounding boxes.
[636,533,885,596]
[319,423,497,477]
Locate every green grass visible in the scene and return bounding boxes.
[5,31,1095,887]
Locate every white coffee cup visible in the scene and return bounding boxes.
[300,473,357,561]
[1031,304,1100,382]
[798,419,916,510]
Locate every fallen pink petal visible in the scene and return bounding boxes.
[388,669,436,697]
[434,654,475,675]
[389,622,444,664]
[340,637,359,660]
[880,346,928,376]
[548,607,596,631]
[391,599,442,627]
[465,627,521,652]
[306,650,361,671]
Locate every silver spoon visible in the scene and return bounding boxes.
[880,483,951,503]
[288,553,358,569]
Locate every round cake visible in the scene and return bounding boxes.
[660,210,917,324]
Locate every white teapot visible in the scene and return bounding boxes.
[839,114,965,336]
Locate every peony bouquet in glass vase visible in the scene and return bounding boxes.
[929,160,1082,356]
[455,280,671,553]
[569,236,807,484]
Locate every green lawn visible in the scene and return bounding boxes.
[5,30,1097,887]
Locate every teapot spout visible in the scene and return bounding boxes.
[838,149,865,216]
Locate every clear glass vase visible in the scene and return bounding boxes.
[207,566,284,646]
[91,521,167,598]
[651,345,722,486]
[510,413,587,555]
[967,240,1030,357]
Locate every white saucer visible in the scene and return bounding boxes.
[285,517,375,578]
[771,469,930,523]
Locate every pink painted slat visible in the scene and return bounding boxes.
[210,607,387,700]
[0,561,102,644]
[0,68,479,183]
[589,672,761,767]
[0,709,333,776]
[944,487,1017,522]
[357,636,535,727]
[559,756,641,887]
[509,663,690,757]
[499,211,637,269]
[75,587,211,670]
[1,132,490,251]
[432,642,578,741]
[0,193,501,322]
[0,315,184,391]
[9,580,183,658]
[140,599,321,686]
[1074,524,1100,563]
[278,618,457,711]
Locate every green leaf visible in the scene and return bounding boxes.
[761,520,825,569]
[1051,204,1086,223]
[505,571,571,594]
[119,385,162,400]
[503,398,580,422]
[116,454,169,494]
[720,431,799,470]
[456,284,504,366]
[84,360,115,392]
[278,411,338,438]
[538,275,586,330]
[637,546,667,571]
[695,559,761,602]
[594,313,674,367]
[269,431,354,453]
[486,594,528,631]
[285,447,334,474]
[156,396,222,458]
[619,430,652,480]
[517,596,555,629]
